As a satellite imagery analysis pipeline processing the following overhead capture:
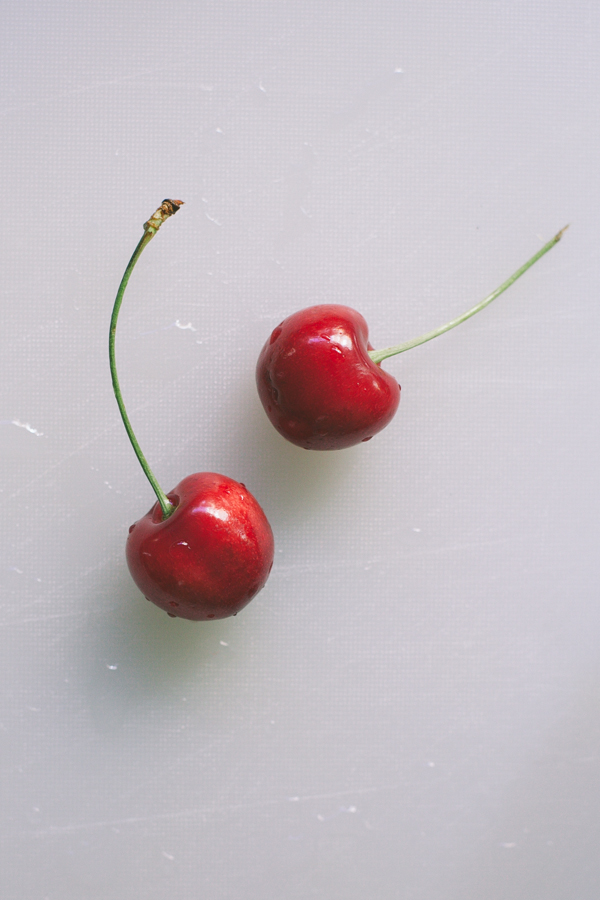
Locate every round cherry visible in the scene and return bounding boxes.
[110,201,274,619]
[126,473,273,620]
[257,228,568,451]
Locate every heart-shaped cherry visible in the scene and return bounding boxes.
[110,201,274,620]
[257,228,567,450]
[257,305,400,450]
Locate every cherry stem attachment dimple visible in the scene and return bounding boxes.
[109,199,184,520]
[369,226,569,365]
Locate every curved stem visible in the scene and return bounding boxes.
[109,199,184,520]
[369,226,568,365]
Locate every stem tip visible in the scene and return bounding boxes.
[162,199,185,215]
[144,199,185,235]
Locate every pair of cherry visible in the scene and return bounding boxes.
[111,201,566,622]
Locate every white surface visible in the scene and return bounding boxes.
[1,2,599,898]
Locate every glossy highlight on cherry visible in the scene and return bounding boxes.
[256,228,568,451]
[110,201,274,620]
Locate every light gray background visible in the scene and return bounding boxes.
[1,2,599,898]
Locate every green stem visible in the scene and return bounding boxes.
[369,226,568,365]
[109,199,184,520]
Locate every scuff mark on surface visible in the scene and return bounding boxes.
[4,419,44,436]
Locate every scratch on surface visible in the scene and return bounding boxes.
[203,211,223,227]
[9,610,92,627]
[0,558,116,627]
[271,536,511,579]
[7,420,122,501]
[23,784,399,838]
[136,319,201,337]
[286,785,396,803]
[0,64,196,118]
[3,419,44,436]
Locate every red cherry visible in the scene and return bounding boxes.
[126,473,274,621]
[256,305,401,450]
[110,201,274,620]
[257,229,568,451]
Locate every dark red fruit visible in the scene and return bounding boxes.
[126,473,274,621]
[256,305,400,450]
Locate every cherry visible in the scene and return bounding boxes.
[257,228,568,450]
[126,473,273,621]
[257,305,400,450]
[110,201,274,620]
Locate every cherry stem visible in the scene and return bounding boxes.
[109,199,184,520]
[369,226,569,365]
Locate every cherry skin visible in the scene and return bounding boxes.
[126,473,274,621]
[256,304,400,450]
